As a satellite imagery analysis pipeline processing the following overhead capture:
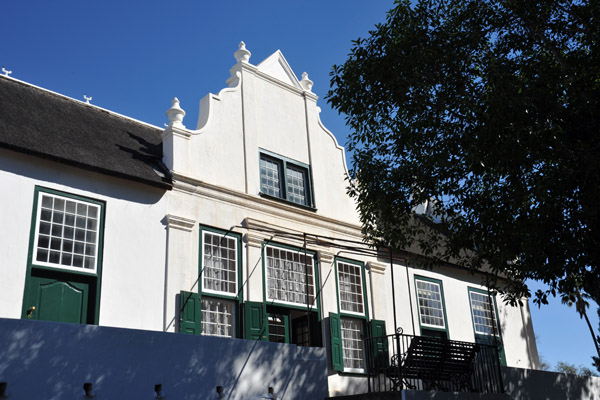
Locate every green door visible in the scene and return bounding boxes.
[23,276,90,323]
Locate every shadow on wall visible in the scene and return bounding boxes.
[0,318,328,400]
[503,366,600,400]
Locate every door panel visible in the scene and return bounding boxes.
[25,276,89,324]
[244,301,267,341]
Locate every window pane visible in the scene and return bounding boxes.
[341,318,365,371]
[34,192,101,272]
[202,232,237,295]
[265,246,315,306]
[470,291,499,336]
[260,157,282,198]
[286,164,307,205]
[337,261,364,314]
[416,280,445,328]
[268,313,287,343]
[201,298,234,338]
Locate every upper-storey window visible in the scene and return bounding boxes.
[265,245,316,307]
[201,230,238,295]
[337,260,365,316]
[468,287,506,366]
[259,151,313,208]
[415,276,448,338]
[190,226,242,338]
[33,191,102,273]
[469,289,499,336]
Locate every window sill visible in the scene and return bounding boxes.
[338,369,368,376]
[259,192,317,212]
[30,263,98,277]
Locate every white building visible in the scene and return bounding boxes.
[0,43,541,398]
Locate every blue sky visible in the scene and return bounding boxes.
[2,1,597,372]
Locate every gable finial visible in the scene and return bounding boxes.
[166,97,186,128]
[234,41,251,64]
[83,94,92,104]
[300,72,314,92]
[2,67,12,77]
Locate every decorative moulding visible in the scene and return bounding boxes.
[166,97,186,128]
[170,173,363,238]
[300,72,314,92]
[165,214,196,232]
[246,232,271,248]
[367,261,387,275]
[161,125,192,141]
[243,217,308,248]
[319,251,335,266]
[256,49,303,90]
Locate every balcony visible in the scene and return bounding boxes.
[364,328,505,394]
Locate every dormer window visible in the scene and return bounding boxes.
[259,151,313,208]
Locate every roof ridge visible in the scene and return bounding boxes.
[0,74,163,132]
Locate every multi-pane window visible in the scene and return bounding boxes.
[469,291,499,336]
[416,279,446,328]
[337,261,364,315]
[268,313,287,343]
[202,231,238,295]
[286,165,307,205]
[259,152,312,207]
[259,157,281,198]
[201,298,235,338]
[34,192,101,273]
[341,318,366,371]
[265,246,315,306]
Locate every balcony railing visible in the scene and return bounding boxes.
[363,328,504,394]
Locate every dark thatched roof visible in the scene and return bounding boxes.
[0,76,172,189]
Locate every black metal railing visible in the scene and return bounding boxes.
[364,328,504,394]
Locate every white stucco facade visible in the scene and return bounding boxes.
[0,42,540,397]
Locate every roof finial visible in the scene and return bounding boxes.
[234,41,251,64]
[300,72,314,92]
[2,67,12,77]
[166,97,186,128]
[83,94,92,104]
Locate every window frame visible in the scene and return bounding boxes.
[199,226,242,299]
[200,296,237,338]
[467,287,507,366]
[334,257,369,374]
[29,187,105,276]
[335,257,368,318]
[339,316,367,373]
[261,242,320,313]
[198,225,243,338]
[258,149,315,209]
[414,275,449,336]
[467,287,502,338]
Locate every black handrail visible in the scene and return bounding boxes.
[364,328,505,394]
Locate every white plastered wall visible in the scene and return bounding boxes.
[0,148,169,331]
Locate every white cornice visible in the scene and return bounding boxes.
[170,172,362,239]
[319,251,335,266]
[161,125,192,141]
[165,214,196,232]
[240,62,318,99]
[367,261,387,275]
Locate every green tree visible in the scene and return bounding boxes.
[555,361,597,377]
[327,0,600,364]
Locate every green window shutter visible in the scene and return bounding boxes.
[369,319,389,369]
[329,313,344,372]
[179,291,201,335]
[244,301,267,341]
